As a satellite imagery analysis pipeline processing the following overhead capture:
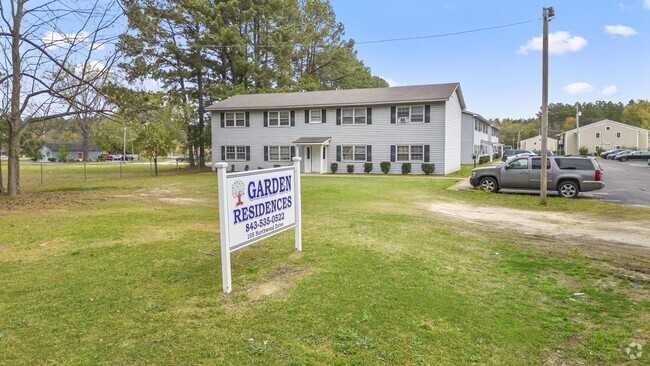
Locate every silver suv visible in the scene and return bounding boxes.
[469,156,604,198]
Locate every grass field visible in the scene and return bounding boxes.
[1,170,648,365]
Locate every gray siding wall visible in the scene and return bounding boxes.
[460,113,475,164]
[443,91,462,174]
[211,102,453,175]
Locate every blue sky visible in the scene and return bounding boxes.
[330,0,650,119]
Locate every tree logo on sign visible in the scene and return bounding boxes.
[232,180,245,207]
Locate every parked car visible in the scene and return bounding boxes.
[600,148,626,159]
[614,150,650,162]
[607,150,630,160]
[98,154,113,161]
[506,151,537,161]
[470,156,604,198]
[176,156,190,162]
[502,149,534,162]
[531,150,555,156]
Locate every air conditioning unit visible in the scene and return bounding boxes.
[397,117,409,123]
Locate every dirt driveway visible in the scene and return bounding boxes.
[427,201,650,265]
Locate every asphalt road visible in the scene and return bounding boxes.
[590,158,650,208]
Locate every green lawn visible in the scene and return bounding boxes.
[1,172,648,365]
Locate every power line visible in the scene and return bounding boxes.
[356,18,542,45]
[184,17,542,49]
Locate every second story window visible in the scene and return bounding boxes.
[269,111,290,127]
[341,108,366,125]
[595,132,602,138]
[309,110,322,123]
[225,112,245,127]
[397,106,424,123]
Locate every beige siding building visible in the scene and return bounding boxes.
[518,135,558,152]
[561,119,649,155]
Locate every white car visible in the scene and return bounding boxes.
[505,151,537,161]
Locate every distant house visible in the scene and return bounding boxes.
[518,135,558,152]
[39,142,102,162]
[461,111,500,164]
[559,119,649,155]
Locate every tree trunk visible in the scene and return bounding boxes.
[154,157,158,176]
[82,134,90,162]
[0,155,4,194]
[196,69,206,168]
[7,130,22,196]
[188,143,195,167]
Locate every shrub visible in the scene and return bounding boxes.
[421,163,435,175]
[330,163,338,174]
[401,163,411,175]
[493,153,500,160]
[347,164,354,174]
[363,162,373,174]
[578,146,588,155]
[48,158,56,162]
[257,167,263,170]
[230,164,235,172]
[380,161,391,174]
[244,165,249,171]
[479,156,489,165]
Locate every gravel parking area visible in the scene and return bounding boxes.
[591,158,650,208]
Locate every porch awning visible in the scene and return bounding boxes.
[292,137,331,145]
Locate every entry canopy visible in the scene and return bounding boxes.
[292,137,331,145]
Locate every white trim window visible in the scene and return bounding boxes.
[342,108,366,125]
[225,112,245,127]
[397,145,424,161]
[615,132,621,138]
[269,111,290,127]
[226,146,247,160]
[309,110,322,123]
[397,105,424,123]
[269,146,291,161]
[342,145,366,161]
[595,132,602,138]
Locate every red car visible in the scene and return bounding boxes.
[98,154,114,161]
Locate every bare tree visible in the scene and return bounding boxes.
[0,0,121,195]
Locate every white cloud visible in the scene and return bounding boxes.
[378,76,401,87]
[563,82,594,94]
[518,31,587,55]
[42,31,104,51]
[602,85,618,95]
[605,25,639,37]
[645,0,650,9]
[618,2,634,10]
[75,61,105,74]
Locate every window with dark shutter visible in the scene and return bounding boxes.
[424,145,430,162]
[367,108,372,125]
[263,112,268,127]
[246,146,251,161]
[264,146,268,161]
[290,146,296,158]
[221,146,225,161]
[290,111,295,126]
[220,113,225,128]
[425,105,430,123]
[336,145,342,161]
[366,145,372,162]
[245,112,250,127]
[336,109,341,125]
[390,145,396,162]
[390,107,396,124]
[305,110,309,123]
[322,109,327,123]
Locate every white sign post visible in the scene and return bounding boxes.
[215,157,302,293]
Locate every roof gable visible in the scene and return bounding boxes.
[207,83,465,111]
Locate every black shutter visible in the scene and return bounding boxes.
[322,109,327,123]
[425,105,431,123]
[290,111,295,126]
[336,109,341,125]
[220,112,225,128]
[390,145,396,162]
[305,110,309,123]
[245,112,250,127]
[367,108,372,125]
[424,145,430,162]
[221,146,225,161]
[263,146,268,161]
[366,145,372,162]
[246,146,251,161]
[290,146,296,158]
[263,112,268,127]
[390,107,396,124]
[336,145,341,162]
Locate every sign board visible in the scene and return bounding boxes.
[215,158,302,293]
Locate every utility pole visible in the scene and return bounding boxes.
[575,103,581,154]
[540,6,554,205]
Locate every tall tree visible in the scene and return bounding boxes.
[622,100,650,129]
[0,0,120,195]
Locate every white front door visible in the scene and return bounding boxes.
[304,146,313,173]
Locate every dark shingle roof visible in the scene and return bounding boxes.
[45,142,101,152]
[207,83,465,111]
